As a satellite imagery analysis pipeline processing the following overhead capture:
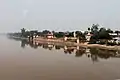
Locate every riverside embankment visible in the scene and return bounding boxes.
[34,37,120,51]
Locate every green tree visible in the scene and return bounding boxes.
[88,27,91,31]
[91,24,99,32]
[21,28,26,37]
[90,24,99,41]
[115,30,120,36]
[54,32,65,38]
[99,27,111,39]
[75,31,85,40]
[106,28,113,33]
[42,30,50,34]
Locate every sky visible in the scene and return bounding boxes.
[0,0,120,33]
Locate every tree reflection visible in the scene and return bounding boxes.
[75,48,86,57]
[21,40,27,48]
[42,44,54,50]
[9,37,120,62]
[64,49,74,54]
[55,45,61,50]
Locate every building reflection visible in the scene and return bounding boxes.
[11,38,120,62]
[42,43,54,50]
[64,46,75,54]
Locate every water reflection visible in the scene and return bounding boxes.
[9,37,120,62]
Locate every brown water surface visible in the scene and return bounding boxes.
[0,35,120,80]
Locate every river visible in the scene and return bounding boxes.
[0,35,120,80]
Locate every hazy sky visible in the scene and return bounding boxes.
[0,0,120,33]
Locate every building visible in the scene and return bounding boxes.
[46,32,54,39]
[85,32,93,41]
[109,33,120,44]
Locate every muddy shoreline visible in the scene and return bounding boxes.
[33,38,120,51]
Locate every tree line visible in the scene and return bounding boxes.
[8,24,120,42]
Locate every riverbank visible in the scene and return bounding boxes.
[34,37,120,51]
[7,35,28,40]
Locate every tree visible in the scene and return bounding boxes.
[54,32,65,38]
[91,24,99,32]
[68,32,74,37]
[42,30,50,34]
[90,24,99,41]
[99,27,111,39]
[52,31,55,34]
[75,31,85,40]
[21,28,26,37]
[88,27,91,31]
[115,30,120,36]
[106,28,113,33]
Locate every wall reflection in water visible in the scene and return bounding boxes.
[10,37,120,62]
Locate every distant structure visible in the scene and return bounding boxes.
[73,32,76,38]
[44,32,54,39]
[109,33,120,44]
[85,29,93,41]
[64,32,79,43]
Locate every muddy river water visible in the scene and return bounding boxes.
[0,35,120,80]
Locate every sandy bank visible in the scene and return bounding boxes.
[34,38,120,51]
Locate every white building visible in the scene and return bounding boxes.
[46,32,54,39]
[85,32,93,41]
[109,33,120,44]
